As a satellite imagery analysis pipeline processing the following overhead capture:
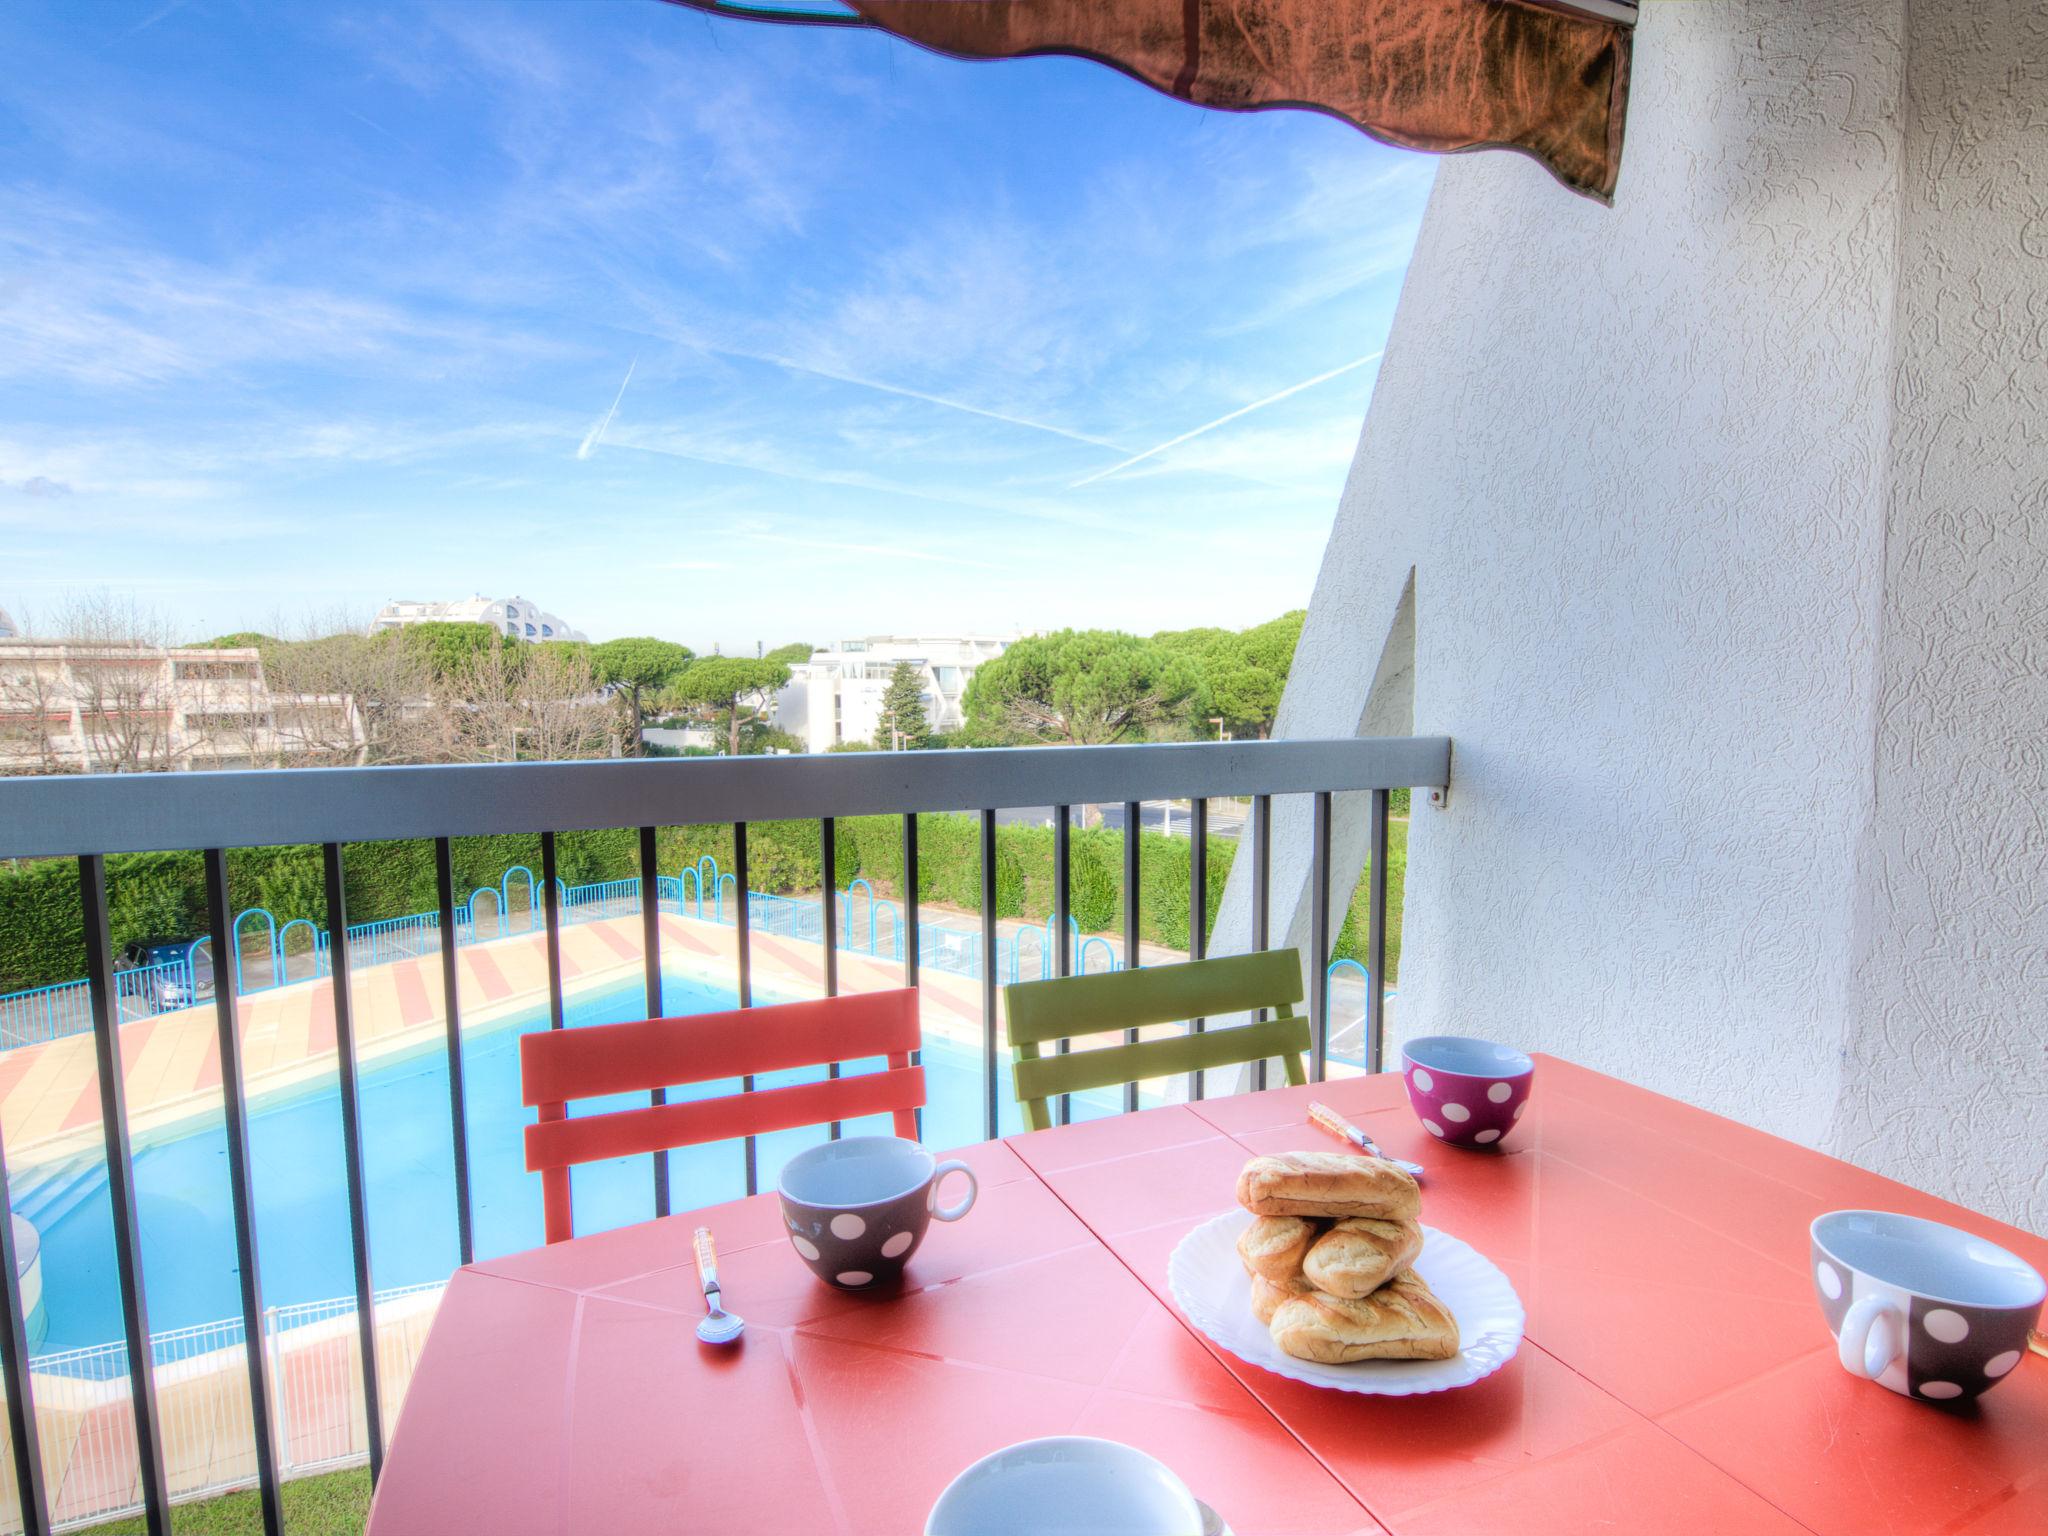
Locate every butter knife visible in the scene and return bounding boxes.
[1308,1100,1425,1179]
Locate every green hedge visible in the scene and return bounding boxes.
[0,815,1403,993]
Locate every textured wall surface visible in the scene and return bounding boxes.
[1272,0,2045,1231]
[1836,4,2048,1225]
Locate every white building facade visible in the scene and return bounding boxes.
[777,635,1012,751]
[371,595,587,644]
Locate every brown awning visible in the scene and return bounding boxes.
[851,0,1630,202]
[669,1,1635,202]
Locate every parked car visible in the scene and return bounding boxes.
[117,938,216,1013]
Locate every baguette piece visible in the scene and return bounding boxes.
[1249,1271,1315,1327]
[1301,1217,1423,1299]
[1235,1151,1421,1221]
[1268,1271,1460,1363]
[1236,1215,1324,1284]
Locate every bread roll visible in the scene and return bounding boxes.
[1235,1152,1421,1221]
[1267,1271,1460,1363]
[1236,1215,1323,1284]
[1301,1217,1423,1299]
[1249,1271,1315,1326]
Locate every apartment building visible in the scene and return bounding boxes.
[0,642,357,773]
[776,634,1012,751]
[371,595,587,643]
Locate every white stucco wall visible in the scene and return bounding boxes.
[1836,5,2048,1225]
[1257,0,2046,1230]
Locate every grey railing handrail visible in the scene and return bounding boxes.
[0,737,1450,858]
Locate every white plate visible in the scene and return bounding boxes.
[1167,1209,1524,1396]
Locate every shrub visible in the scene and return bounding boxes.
[0,809,1403,991]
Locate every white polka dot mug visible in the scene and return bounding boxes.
[1811,1210,2043,1404]
[778,1136,978,1291]
[1400,1036,1534,1150]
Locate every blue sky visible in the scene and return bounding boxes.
[0,1,1433,651]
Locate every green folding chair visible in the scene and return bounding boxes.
[1004,949,1310,1131]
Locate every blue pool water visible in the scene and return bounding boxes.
[19,972,1084,1355]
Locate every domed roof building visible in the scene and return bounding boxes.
[0,607,17,640]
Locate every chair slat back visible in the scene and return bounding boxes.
[521,988,923,1243]
[520,989,920,1106]
[1003,949,1303,1047]
[1003,951,1310,1132]
[528,1065,926,1174]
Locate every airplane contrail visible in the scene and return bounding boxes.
[1068,350,1385,488]
[576,357,637,461]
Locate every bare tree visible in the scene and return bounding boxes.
[0,607,71,775]
[518,643,609,762]
[264,628,434,765]
[52,593,184,772]
[452,640,608,762]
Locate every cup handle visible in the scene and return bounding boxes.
[1838,1294,1902,1379]
[930,1160,977,1222]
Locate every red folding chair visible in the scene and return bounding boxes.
[520,988,924,1244]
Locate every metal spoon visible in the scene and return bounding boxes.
[693,1226,744,1345]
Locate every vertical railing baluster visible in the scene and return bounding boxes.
[0,1093,50,1536]
[820,819,841,1141]
[203,850,283,1536]
[979,810,999,1141]
[320,844,384,1483]
[733,823,756,1196]
[1252,794,1272,1092]
[1121,800,1140,1114]
[1054,804,1073,1125]
[1189,797,1208,1101]
[79,854,170,1534]
[1309,793,1333,1083]
[433,840,473,1267]
[540,831,564,1031]
[638,827,669,1216]
[1366,788,1390,1074]
[901,813,922,1141]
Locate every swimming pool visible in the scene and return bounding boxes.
[19,972,1112,1356]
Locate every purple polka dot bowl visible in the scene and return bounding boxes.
[777,1136,977,1291]
[1400,1036,1534,1150]
[1811,1210,2043,1404]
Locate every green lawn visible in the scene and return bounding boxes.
[86,1468,368,1535]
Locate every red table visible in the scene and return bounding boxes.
[367,1058,2048,1535]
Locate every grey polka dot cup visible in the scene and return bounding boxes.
[1400,1036,1534,1149]
[778,1136,977,1291]
[1811,1210,2043,1404]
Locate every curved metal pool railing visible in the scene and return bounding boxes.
[1077,935,1123,975]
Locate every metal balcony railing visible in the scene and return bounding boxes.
[0,737,1450,1536]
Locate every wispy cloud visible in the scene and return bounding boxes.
[0,190,569,390]
[1069,352,1385,488]
[113,0,188,45]
[577,357,637,460]
[743,531,999,571]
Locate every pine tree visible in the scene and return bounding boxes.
[874,662,932,750]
